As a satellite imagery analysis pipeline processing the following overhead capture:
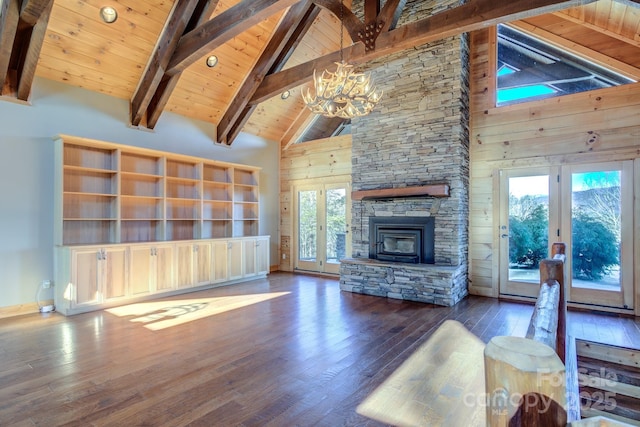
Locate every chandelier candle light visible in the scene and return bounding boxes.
[302,1,382,118]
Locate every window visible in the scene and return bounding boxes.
[497,24,635,106]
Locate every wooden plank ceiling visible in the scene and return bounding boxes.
[0,0,639,146]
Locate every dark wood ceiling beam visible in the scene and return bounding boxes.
[145,0,219,129]
[364,0,381,26]
[218,0,319,145]
[251,0,598,104]
[16,0,52,100]
[184,0,220,32]
[269,4,321,74]
[166,0,300,75]
[0,0,53,100]
[19,0,52,27]
[0,0,20,95]
[146,74,182,129]
[361,0,384,51]
[377,0,405,32]
[223,3,322,145]
[130,0,202,127]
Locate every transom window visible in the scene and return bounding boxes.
[497,24,635,106]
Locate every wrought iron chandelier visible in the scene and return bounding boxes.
[302,0,382,119]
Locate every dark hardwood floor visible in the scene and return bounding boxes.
[1,273,639,426]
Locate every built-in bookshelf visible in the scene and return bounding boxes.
[233,169,259,237]
[202,164,233,238]
[54,135,261,246]
[120,152,164,243]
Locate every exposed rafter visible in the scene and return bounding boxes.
[0,0,53,101]
[130,0,298,130]
[166,0,300,76]
[146,0,220,129]
[217,0,320,145]
[130,0,203,127]
[251,0,599,104]
[1,0,624,146]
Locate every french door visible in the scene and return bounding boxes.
[499,167,559,299]
[295,182,351,275]
[499,162,634,310]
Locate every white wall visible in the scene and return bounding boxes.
[0,77,279,310]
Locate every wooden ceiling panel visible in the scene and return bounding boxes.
[35,54,134,98]
[37,0,173,99]
[242,92,304,141]
[2,0,639,145]
[558,0,640,46]
[165,98,222,123]
[107,0,178,25]
[165,9,283,126]
[50,1,172,45]
[283,9,341,69]
[524,8,640,70]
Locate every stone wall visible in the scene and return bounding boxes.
[339,31,471,306]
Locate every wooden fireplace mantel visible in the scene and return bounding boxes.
[351,184,450,200]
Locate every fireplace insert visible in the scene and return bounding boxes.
[369,216,435,264]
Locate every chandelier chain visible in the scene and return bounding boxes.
[339,0,344,63]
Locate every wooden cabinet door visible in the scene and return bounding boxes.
[194,243,212,286]
[228,240,243,280]
[175,243,194,288]
[154,244,174,292]
[255,237,269,276]
[129,246,153,296]
[243,239,257,277]
[212,240,228,283]
[103,247,127,301]
[71,249,101,307]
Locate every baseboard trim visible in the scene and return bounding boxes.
[0,299,55,319]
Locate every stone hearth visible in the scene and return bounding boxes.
[340,258,467,306]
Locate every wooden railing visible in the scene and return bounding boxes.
[485,243,575,426]
[525,242,567,363]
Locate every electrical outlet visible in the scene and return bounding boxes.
[42,280,51,289]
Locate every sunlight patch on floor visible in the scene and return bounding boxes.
[105,292,290,330]
[357,320,487,427]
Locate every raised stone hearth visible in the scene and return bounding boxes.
[340,258,467,306]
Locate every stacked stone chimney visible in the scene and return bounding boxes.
[339,30,471,306]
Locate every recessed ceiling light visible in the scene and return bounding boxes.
[100,6,118,24]
[281,90,290,100]
[206,55,218,68]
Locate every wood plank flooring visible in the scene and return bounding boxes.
[1,272,639,426]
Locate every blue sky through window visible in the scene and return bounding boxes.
[496,24,632,106]
[497,85,556,103]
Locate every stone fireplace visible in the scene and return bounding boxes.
[339,27,470,307]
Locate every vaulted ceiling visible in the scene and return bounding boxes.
[1,0,639,146]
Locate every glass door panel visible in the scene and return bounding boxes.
[295,183,350,275]
[564,162,633,310]
[297,189,319,272]
[324,186,349,274]
[500,163,634,311]
[500,168,558,299]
